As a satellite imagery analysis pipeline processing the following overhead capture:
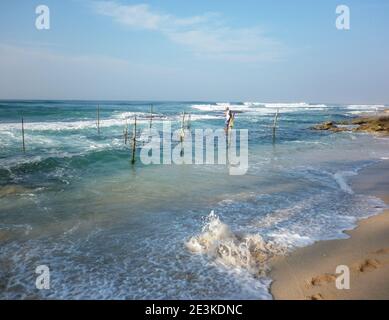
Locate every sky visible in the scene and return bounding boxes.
[0,0,388,103]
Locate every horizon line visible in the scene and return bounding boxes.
[0,98,387,106]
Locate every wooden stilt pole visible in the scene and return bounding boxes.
[21,116,26,153]
[180,111,186,143]
[97,105,101,135]
[131,116,137,164]
[180,111,186,157]
[149,104,153,129]
[187,113,191,130]
[124,119,129,145]
[272,108,279,144]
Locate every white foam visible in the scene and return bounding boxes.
[243,102,263,107]
[0,113,221,132]
[191,102,328,113]
[191,104,232,111]
[267,231,312,248]
[0,118,134,131]
[185,114,221,120]
[347,104,386,110]
[333,171,357,194]
[186,211,286,276]
[262,102,326,109]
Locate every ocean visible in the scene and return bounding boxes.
[0,100,388,299]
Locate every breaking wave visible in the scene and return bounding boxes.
[186,211,286,276]
[191,102,328,113]
[0,113,218,132]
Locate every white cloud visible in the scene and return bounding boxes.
[93,1,284,62]
[95,3,168,30]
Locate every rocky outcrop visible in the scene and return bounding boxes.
[311,121,348,132]
[311,112,389,135]
[351,116,389,133]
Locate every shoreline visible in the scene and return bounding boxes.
[269,160,389,300]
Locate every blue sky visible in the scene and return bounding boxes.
[0,0,388,103]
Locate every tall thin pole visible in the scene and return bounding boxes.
[187,113,191,130]
[180,111,186,143]
[180,112,186,157]
[272,108,279,144]
[124,119,129,145]
[21,116,26,153]
[149,104,153,129]
[97,105,100,134]
[131,116,137,164]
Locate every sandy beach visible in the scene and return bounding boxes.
[270,160,389,300]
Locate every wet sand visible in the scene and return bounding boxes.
[270,160,389,300]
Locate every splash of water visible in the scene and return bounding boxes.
[186,211,285,276]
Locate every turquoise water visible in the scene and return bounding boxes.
[0,100,389,299]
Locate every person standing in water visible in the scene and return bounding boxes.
[225,107,234,133]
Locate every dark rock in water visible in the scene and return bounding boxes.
[311,121,347,132]
[353,116,389,134]
[330,127,349,133]
[351,118,367,125]
[311,112,389,135]
[311,121,334,130]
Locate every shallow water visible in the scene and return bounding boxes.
[0,100,388,299]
